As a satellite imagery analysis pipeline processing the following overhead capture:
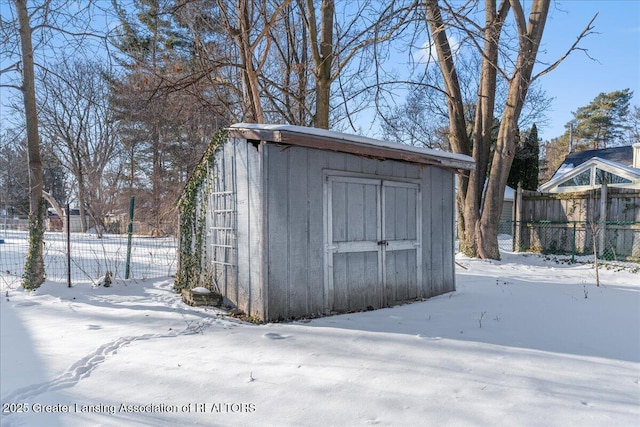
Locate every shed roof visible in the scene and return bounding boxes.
[228,123,475,172]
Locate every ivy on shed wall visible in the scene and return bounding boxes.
[174,129,227,291]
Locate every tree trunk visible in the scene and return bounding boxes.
[426,0,550,260]
[479,0,550,259]
[301,0,334,129]
[314,0,334,129]
[237,0,264,123]
[15,0,45,288]
[466,1,508,258]
[425,1,475,255]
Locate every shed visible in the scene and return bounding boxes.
[178,123,475,321]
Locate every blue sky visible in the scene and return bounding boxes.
[1,1,638,144]
[534,0,640,141]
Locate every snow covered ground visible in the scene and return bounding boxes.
[1,251,638,426]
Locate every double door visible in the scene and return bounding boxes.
[325,176,422,312]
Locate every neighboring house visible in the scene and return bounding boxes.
[46,208,90,232]
[539,143,640,193]
[179,123,475,321]
[501,185,515,222]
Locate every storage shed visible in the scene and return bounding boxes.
[178,123,474,321]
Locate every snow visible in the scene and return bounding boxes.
[550,162,576,182]
[1,251,639,426]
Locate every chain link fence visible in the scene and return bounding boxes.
[0,230,178,288]
[498,220,640,263]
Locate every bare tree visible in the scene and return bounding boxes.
[380,54,551,150]
[172,0,418,129]
[424,0,596,259]
[198,0,293,123]
[38,60,124,235]
[2,0,109,287]
[297,0,418,129]
[6,0,46,288]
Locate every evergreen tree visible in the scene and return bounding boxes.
[110,0,223,234]
[573,89,633,149]
[508,124,540,191]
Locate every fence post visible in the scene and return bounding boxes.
[514,184,523,251]
[66,204,71,288]
[599,182,607,257]
[125,197,135,280]
[571,221,576,263]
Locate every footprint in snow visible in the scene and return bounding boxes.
[14,301,40,307]
[262,332,289,340]
[0,322,213,407]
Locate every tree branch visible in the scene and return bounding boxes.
[533,13,598,81]
[0,61,21,75]
[0,83,23,91]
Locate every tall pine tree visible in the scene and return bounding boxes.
[110,0,221,234]
[573,89,633,149]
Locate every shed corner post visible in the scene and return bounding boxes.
[261,141,269,322]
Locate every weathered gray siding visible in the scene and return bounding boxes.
[265,144,322,320]
[425,165,456,296]
[207,138,265,319]
[263,144,456,320]
[205,140,237,298]
[205,139,457,321]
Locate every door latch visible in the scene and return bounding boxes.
[377,240,389,246]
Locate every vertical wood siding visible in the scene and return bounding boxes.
[205,141,238,298]
[264,144,456,320]
[232,138,264,319]
[207,139,457,320]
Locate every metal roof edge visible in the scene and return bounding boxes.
[228,123,475,172]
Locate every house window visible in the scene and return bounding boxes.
[595,169,632,185]
[558,169,591,187]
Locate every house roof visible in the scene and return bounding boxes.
[228,123,475,172]
[539,156,640,192]
[550,145,633,180]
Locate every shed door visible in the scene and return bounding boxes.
[325,176,421,313]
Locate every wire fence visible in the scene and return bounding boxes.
[498,220,640,263]
[0,230,178,288]
[4,219,638,289]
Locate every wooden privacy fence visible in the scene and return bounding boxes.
[512,187,640,262]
